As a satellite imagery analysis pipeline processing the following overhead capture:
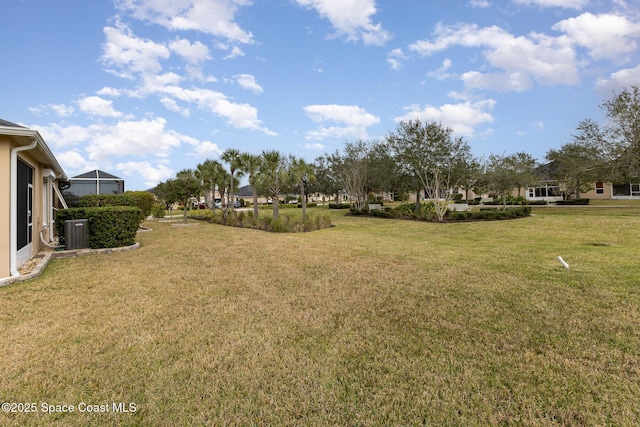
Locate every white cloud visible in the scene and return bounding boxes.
[55,151,99,175]
[131,75,273,134]
[428,58,454,80]
[76,96,123,118]
[160,97,191,116]
[387,48,407,71]
[552,13,640,61]
[596,64,640,93]
[531,121,545,131]
[114,0,254,44]
[295,0,391,45]
[39,118,225,184]
[462,70,533,92]
[37,124,93,148]
[512,0,588,9]
[85,118,184,161]
[235,74,263,93]
[222,45,245,59]
[96,87,122,97]
[187,140,223,158]
[101,22,171,77]
[169,38,211,64]
[470,0,490,8]
[50,104,76,117]
[304,104,380,127]
[115,161,175,187]
[395,99,496,137]
[303,104,380,140]
[162,86,273,133]
[410,23,579,91]
[305,142,326,150]
[42,118,189,160]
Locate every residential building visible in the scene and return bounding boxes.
[1,119,67,280]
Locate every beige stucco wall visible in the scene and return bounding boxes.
[0,136,11,278]
[581,183,613,200]
[0,136,47,278]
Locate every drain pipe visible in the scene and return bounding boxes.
[40,227,64,249]
[10,138,38,276]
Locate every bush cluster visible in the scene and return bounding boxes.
[484,195,527,206]
[329,203,352,209]
[56,206,142,248]
[125,191,156,218]
[349,203,531,222]
[80,193,154,222]
[188,210,215,220]
[196,210,332,232]
[151,203,167,219]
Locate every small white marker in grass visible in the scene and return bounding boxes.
[557,256,570,269]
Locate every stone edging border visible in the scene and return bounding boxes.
[0,242,140,288]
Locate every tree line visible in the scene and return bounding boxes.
[152,85,640,222]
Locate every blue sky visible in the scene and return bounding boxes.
[2,0,639,190]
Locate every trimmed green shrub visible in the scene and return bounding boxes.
[369,209,394,219]
[349,208,368,215]
[125,191,156,218]
[79,194,138,208]
[188,210,214,221]
[56,206,142,249]
[329,203,351,209]
[298,202,318,208]
[151,203,166,219]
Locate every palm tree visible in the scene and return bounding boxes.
[240,152,263,220]
[221,148,244,214]
[290,156,316,221]
[196,159,224,210]
[259,150,291,220]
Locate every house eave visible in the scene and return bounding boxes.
[0,125,68,181]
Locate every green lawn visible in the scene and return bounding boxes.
[1,206,639,426]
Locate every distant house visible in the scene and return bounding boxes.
[61,169,124,207]
[524,162,640,202]
[1,119,68,280]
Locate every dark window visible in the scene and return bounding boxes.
[17,158,33,249]
[613,184,631,196]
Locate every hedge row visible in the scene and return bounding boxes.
[56,206,142,249]
[352,204,531,222]
[79,194,137,208]
[79,192,155,220]
[556,199,590,205]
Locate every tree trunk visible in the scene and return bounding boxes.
[182,199,188,223]
[229,174,235,215]
[273,193,279,220]
[415,188,421,215]
[252,185,259,220]
[218,187,226,210]
[575,179,581,199]
[300,182,307,221]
